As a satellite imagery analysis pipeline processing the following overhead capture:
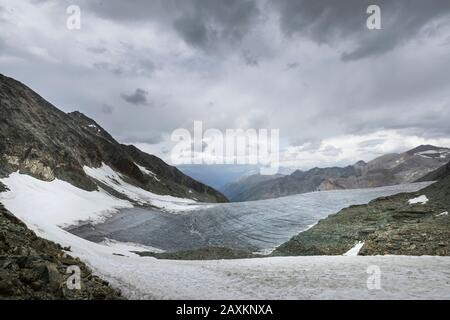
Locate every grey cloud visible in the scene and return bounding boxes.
[171,0,260,51]
[322,145,342,157]
[285,62,299,70]
[143,134,164,145]
[0,37,5,55]
[0,5,6,24]
[2,0,450,170]
[272,0,450,61]
[357,139,386,149]
[173,16,209,49]
[93,58,156,77]
[290,140,322,150]
[93,62,124,76]
[83,0,450,61]
[121,88,151,106]
[242,50,259,66]
[101,104,114,115]
[139,59,156,74]
[81,0,168,23]
[122,133,164,145]
[87,46,108,54]
[85,0,260,52]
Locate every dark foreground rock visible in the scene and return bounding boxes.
[273,176,450,256]
[0,204,123,300]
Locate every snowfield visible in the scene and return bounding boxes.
[83,163,207,212]
[0,171,133,228]
[1,171,450,299]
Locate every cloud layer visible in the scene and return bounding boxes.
[1,0,450,169]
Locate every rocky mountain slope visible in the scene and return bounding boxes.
[220,173,285,201]
[416,156,450,182]
[273,161,450,256]
[0,73,227,204]
[0,203,122,299]
[226,146,450,201]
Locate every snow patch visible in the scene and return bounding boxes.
[84,163,204,212]
[415,149,450,158]
[408,195,429,205]
[436,211,448,217]
[0,172,132,228]
[343,242,364,256]
[135,163,161,182]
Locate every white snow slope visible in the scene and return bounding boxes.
[1,171,450,300]
[83,163,207,212]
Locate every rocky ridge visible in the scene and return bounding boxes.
[0,73,227,203]
[223,145,450,201]
[0,203,122,299]
[272,163,450,256]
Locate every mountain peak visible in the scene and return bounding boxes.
[0,74,227,203]
[406,145,448,155]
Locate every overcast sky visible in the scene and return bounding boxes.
[1,0,450,169]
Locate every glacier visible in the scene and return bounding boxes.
[1,169,449,300]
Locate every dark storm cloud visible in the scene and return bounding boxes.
[173,15,209,49]
[242,50,259,66]
[2,0,450,167]
[84,0,260,51]
[121,88,151,106]
[15,0,448,95]
[173,0,260,50]
[83,0,450,60]
[101,104,114,115]
[272,0,450,60]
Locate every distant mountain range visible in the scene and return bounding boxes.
[2,72,448,206]
[177,164,295,190]
[221,145,450,201]
[0,73,227,204]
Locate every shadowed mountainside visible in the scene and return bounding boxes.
[0,73,227,203]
